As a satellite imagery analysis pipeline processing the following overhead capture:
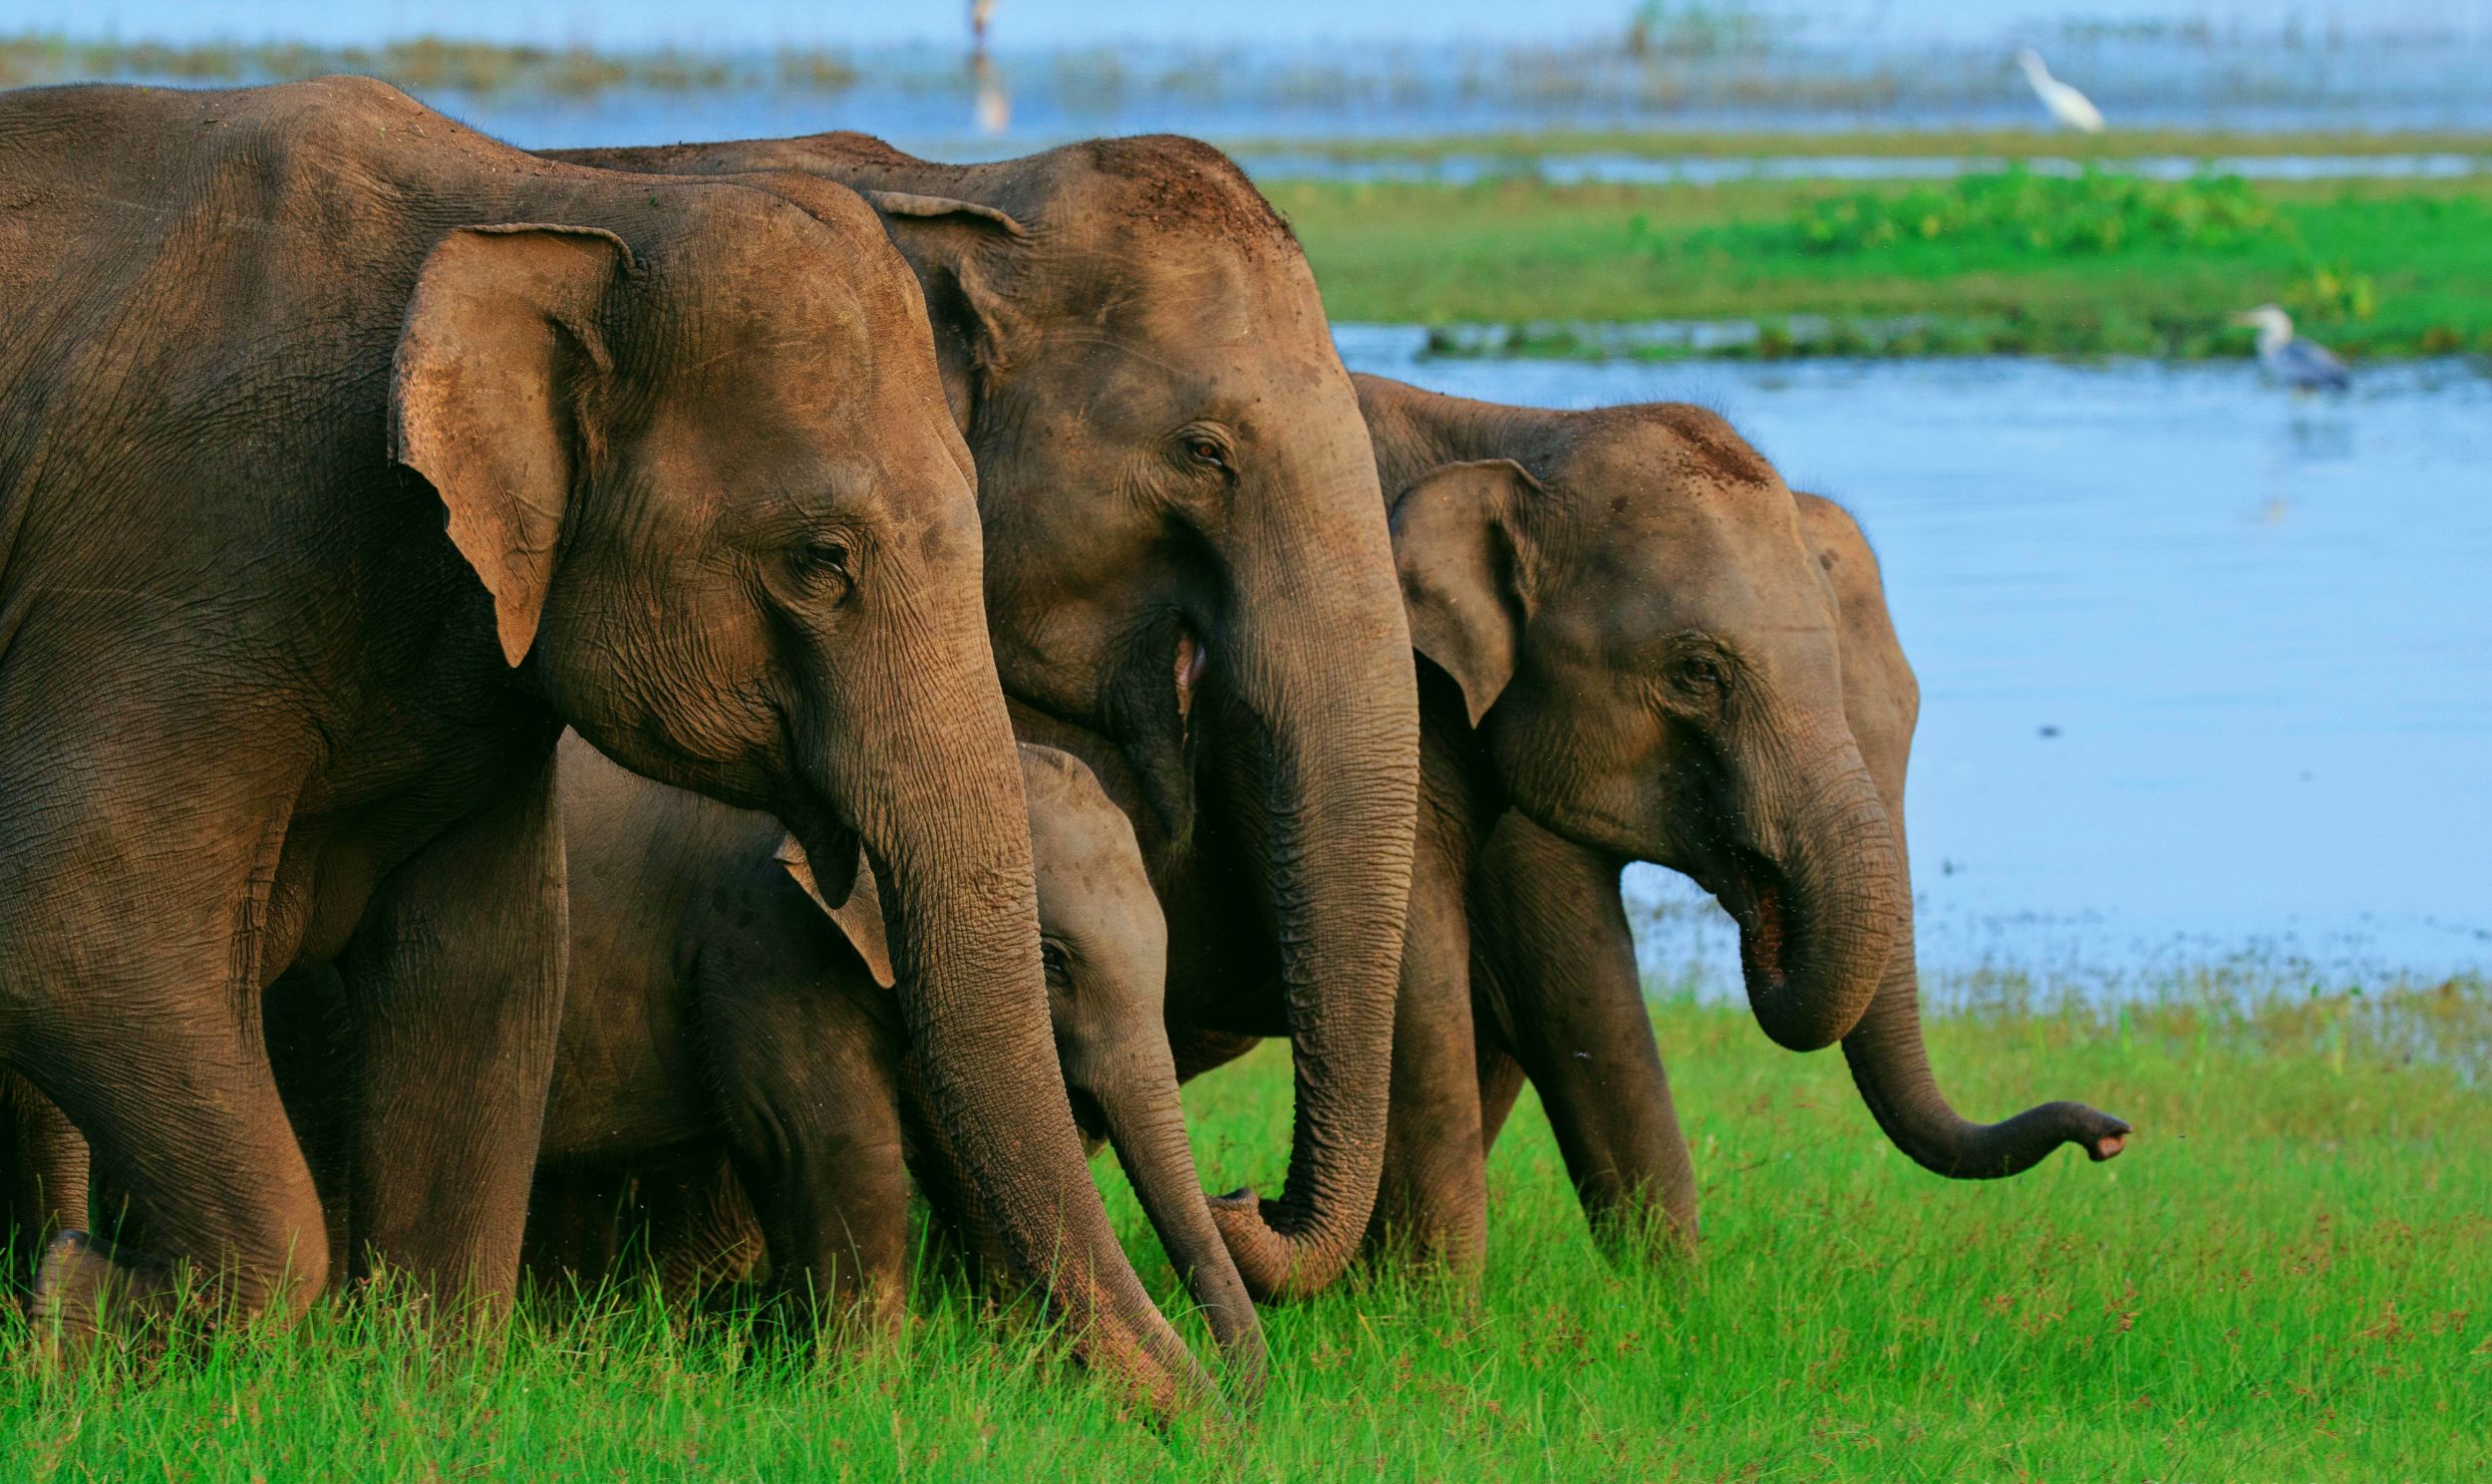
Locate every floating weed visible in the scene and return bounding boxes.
[1791,164,2287,257]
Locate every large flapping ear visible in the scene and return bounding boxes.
[775,834,893,990]
[858,189,1029,431]
[1389,457,1542,728]
[392,224,631,668]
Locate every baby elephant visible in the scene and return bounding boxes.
[528,735,1260,1390]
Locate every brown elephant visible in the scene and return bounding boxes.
[547,135,1422,1303]
[0,79,1199,1407]
[517,736,1263,1398]
[1170,375,2128,1279]
[1463,492,2132,1261]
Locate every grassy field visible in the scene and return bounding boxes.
[5,975,2485,1480]
[1232,127,2492,164]
[1272,171,2492,359]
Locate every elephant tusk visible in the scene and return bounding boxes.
[1173,625,1207,724]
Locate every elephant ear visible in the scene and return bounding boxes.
[1389,457,1541,727]
[859,190,1029,431]
[774,834,894,991]
[392,224,631,668]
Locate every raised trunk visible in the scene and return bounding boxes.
[1202,527,1422,1303]
[1096,1053,1267,1406]
[832,732,1211,1415]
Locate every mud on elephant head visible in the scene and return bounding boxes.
[551,133,1424,1303]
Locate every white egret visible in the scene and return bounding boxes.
[2015,49,2106,134]
[2232,305,2351,392]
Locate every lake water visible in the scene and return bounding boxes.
[1334,330,2492,995]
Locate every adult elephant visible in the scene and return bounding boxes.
[1266,375,2126,1273]
[1464,492,2131,1260]
[552,134,1422,1302]
[0,79,1198,1409]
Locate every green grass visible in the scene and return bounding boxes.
[1273,172,2492,359]
[6,975,2487,1479]
[1226,126,2492,164]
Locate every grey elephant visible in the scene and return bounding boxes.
[0,78,1200,1407]
[1461,488,2132,1260]
[1170,375,2127,1278]
[513,736,1263,1398]
[548,135,1422,1304]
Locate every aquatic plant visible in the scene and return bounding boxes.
[1794,163,2286,256]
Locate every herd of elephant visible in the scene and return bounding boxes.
[0,77,2132,1416]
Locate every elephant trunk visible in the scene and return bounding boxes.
[828,716,1211,1416]
[1839,840,2131,1177]
[1723,724,1905,1053]
[1204,481,1423,1304]
[1093,1048,1268,1406]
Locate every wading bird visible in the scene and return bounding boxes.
[2015,49,2106,134]
[2233,304,2352,392]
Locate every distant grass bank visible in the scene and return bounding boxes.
[5,977,2485,1480]
[1276,172,2492,361]
[1230,126,2492,164]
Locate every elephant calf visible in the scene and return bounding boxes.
[1237,375,2133,1276]
[523,736,1262,1393]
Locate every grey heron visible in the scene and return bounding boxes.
[2015,49,2106,134]
[2233,304,2351,392]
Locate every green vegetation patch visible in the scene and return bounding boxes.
[5,976,2486,1479]
[1224,126,2492,164]
[1793,164,2281,256]
[1273,173,2492,360]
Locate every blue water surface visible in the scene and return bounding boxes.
[1335,332,2492,994]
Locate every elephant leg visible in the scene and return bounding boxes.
[331,759,565,1320]
[1362,818,1487,1276]
[1,1068,88,1303]
[703,960,911,1338]
[10,1011,328,1339]
[1469,814,1699,1260]
[0,797,331,1338]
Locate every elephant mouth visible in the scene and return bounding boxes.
[1066,1083,1112,1148]
[1713,849,1794,996]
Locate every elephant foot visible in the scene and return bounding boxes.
[30,1229,170,1350]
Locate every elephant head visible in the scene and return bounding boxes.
[548,136,1423,1303]
[392,180,1205,1410]
[790,744,1266,1400]
[1361,376,1904,1053]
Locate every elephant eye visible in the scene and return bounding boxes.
[1184,437,1228,471]
[1672,655,1725,696]
[790,537,854,595]
[1040,940,1072,984]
